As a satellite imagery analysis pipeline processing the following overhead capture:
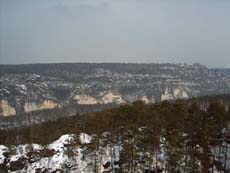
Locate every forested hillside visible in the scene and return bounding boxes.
[1,95,230,172]
[1,63,230,117]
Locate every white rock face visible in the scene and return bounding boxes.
[173,88,189,99]
[182,91,189,98]
[101,91,126,104]
[74,92,126,105]
[24,100,60,113]
[161,86,189,101]
[161,87,174,101]
[140,96,155,104]
[0,100,16,116]
[173,88,181,97]
[73,94,98,105]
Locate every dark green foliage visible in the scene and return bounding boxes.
[0,95,230,172]
[9,157,27,172]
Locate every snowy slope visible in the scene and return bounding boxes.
[0,133,122,173]
[1,133,229,173]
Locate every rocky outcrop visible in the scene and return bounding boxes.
[73,94,98,105]
[0,99,61,116]
[101,91,126,104]
[24,100,60,113]
[0,100,16,116]
[161,87,174,101]
[73,91,126,105]
[140,96,155,104]
[161,86,189,101]
[173,88,189,99]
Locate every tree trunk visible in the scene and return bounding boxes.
[212,148,216,173]
[184,144,188,173]
[155,147,158,173]
[223,143,228,173]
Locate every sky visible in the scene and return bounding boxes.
[0,0,230,67]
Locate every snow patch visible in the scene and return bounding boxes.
[0,145,8,164]
[80,133,92,144]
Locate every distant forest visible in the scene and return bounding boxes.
[1,63,229,82]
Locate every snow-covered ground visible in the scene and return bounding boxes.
[1,133,229,173]
[0,145,8,164]
[0,133,122,173]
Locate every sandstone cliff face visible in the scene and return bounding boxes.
[0,99,61,116]
[24,100,60,113]
[73,91,126,105]
[140,96,155,104]
[161,86,189,101]
[161,87,174,101]
[101,91,126,104]
[0,100,16,116]
[173,88,189,99]
[73,95,98,105]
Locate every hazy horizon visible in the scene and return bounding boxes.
[1,0,230,68]
[0,61,229,69]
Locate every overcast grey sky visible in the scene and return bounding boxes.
[0,0,230,67]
